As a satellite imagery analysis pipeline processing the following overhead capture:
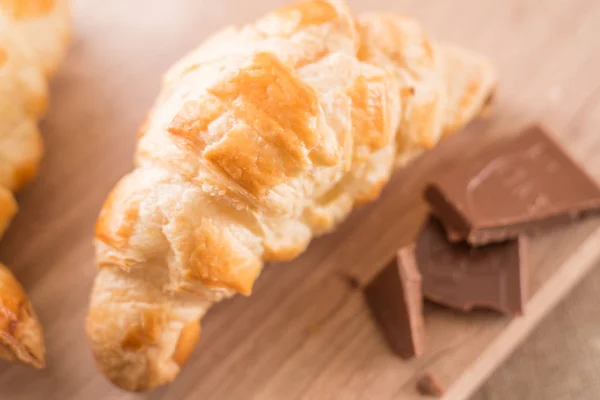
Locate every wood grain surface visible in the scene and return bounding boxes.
[1,0,599,399]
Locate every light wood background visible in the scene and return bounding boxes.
[1,0,599,399]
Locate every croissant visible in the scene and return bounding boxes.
[87,0,496,391]
[0,0,70,367]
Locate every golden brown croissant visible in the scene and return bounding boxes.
[0,0,70,367]
[86,0,496,391]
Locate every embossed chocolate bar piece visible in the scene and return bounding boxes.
[417,217,527,315]
[425,126,600,245]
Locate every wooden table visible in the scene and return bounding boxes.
[1,0,599,399]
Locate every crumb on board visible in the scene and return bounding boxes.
[416,373,445,397]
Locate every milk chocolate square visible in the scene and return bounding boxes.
[417,216,527,315]
[364,247,426,358]
[425,126,600,245]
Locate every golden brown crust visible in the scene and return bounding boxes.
[439,43,497,135]
[87,0,496,391]
[0,0,69,192]
[0,263,45,368]
[95,178,141,251]
[181,218,261,295]
[358,13,445,158]
[0,0,55,20]
[172,321,201,367]
[0,187,17,238]
[0,0,70,369]
[348,74,392,160]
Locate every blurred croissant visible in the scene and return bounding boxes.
[0,0,70,368]
[87,0,496,391]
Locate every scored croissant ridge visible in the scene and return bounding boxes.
[0,0,70,368]
[87,0,496,391]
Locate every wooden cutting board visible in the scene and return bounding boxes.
[1,0,599,399]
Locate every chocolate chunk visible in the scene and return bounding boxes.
[425,126,600,245]
[417,216,527,315]
[416,373,446,397]
[364,246,426,358]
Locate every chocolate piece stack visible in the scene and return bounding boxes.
[423,126,600,314]
[363,126,600,396]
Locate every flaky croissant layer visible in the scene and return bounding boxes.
[0,0,70,368]
[86,0,496,391]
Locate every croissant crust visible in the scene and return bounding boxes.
[0,0,70,368]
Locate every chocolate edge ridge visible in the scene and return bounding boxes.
[396,245,426,356]
[363,262,413,358]
[517,235,529,314]
[424,185,472,237]
[469,208,600,245]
